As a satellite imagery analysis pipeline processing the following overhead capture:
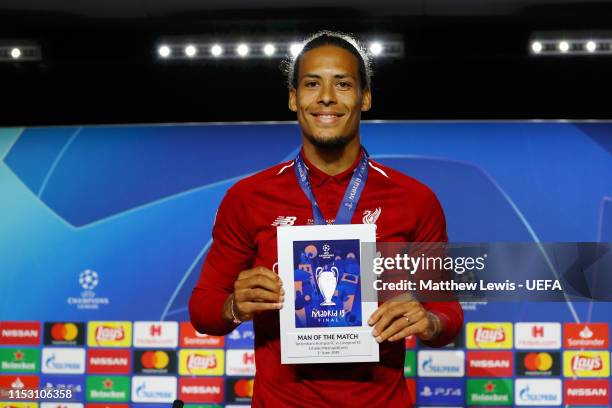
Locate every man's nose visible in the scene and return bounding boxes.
[317,82,337,105]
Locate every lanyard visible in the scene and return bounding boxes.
[294,148,369,225]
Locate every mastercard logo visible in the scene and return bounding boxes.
[233,378,254,398]
[141,350,170,369]
[524,352,553,371]
[50,323,79,341]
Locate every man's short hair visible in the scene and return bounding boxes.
[283,30,372,90]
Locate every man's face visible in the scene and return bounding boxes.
[289,45,371,149]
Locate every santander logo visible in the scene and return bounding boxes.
[187,353,217,372]
[580,326,594,339]
[95,326,125,343]
[474,327,506,346]
[571,355,603,373]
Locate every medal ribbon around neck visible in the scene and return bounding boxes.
[294,148,369,225]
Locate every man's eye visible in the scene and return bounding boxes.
[304,81,318,88]
[338,81,351,89]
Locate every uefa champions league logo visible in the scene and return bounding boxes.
[67,269,109,310]
[79,269,99,291]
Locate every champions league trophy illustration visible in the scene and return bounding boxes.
[315,266,339,306]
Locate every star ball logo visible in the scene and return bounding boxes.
[79,269,98,290]
[67,269,110,310]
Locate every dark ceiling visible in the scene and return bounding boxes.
[1,1,612,126]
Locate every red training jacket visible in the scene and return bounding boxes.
[190,148,463,407]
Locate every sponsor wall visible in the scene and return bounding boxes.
[0,122,611,407]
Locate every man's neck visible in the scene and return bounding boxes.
[301,136,362,176]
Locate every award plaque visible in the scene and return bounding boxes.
[277,224,379,364]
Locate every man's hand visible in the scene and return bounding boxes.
[223,266,284,323]
[368,294,441,343]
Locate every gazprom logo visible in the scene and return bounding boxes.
[418,351,465,377]
[131,376,177,403]
[515,379,561,406]
[422,357,460,373]
[41,348,85,374]
[45,354,80,370]
[136,382,172,399]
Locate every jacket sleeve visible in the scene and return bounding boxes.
[189,185,256,336]
[412,187,464,348]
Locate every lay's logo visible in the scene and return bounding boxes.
[179,349,224,376]
[188,354,217,370]
[467,323,513,349]
[571,355,602,372]
[564,351,610,377]
[87,322,132,347]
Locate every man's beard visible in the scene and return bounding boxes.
[304,132,356,150]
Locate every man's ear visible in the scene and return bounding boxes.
[288,88,297,112]
[361,88,372,112]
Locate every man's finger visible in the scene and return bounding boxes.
[403,308,426,325]
[235,288,280,304]
[240,301,283,314]
[375,314,413,343]
[388,320,429,342]
[372,303,408,337]
[238,266,280,283]
[367,302,390,326]
[236,275,282,294]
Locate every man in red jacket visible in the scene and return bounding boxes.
[190,31,463,407]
